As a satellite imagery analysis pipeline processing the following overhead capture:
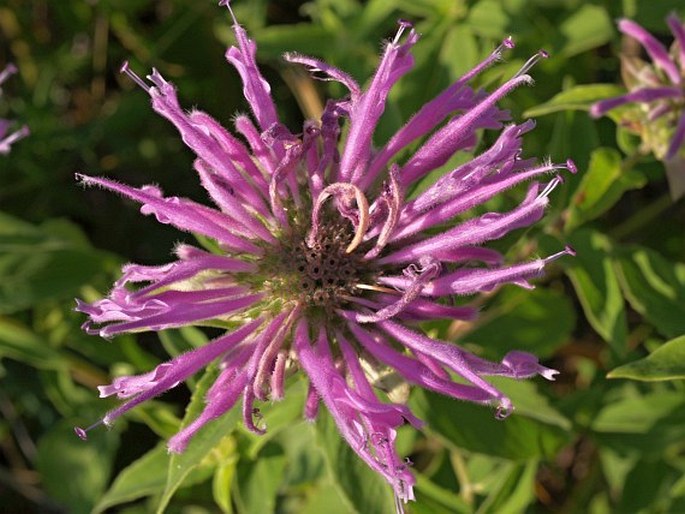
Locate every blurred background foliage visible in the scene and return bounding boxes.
[1,0,685,513]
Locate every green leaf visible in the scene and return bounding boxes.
[524,84,624,118]
[273,418,327,487]
[616,459,676,514]
[411,384,570,461]
[466,0,508,38]
[564,230,628,352]
[413,473,471,514]
[213,451,238,514]
[37,420,118,514]
[608,335,685,382]
[614,246,685,338]
[251,24,332,59]
[565,148,647,232]
[488,378,571,431]
[559,4,614,57]
[0,317,65,369]
[465,287,576,359]
[93,444,169,514]
[234,442,287,514]
[592,388,685,456]
[156,365,240,513]
[242,378,306,458]
[592,390,684,434]
[298,483,354,514]
[315,410,396,514]
[158,326,209,355]
[479,460,538,514]
[0,213,115,313]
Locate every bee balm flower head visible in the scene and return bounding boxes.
[591,14,685,198]
[75,1,574,505]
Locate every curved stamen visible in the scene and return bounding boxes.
[0,125,30,154]
[218,0,239,25]
[501,36,515,50]
[365,165,402,259]
[545,245,576,262]
[538,175,564,199]
[308,183,370,253]
[74,419,106,441]
[119,61,151,93]
[513,49,549,79]
[0,63,18,87]
[565,158,577,174]
[356,258,441,323]
[393,19,414,45]
[354,284,398,294]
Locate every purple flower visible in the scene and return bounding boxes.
[76,1,574,504]
[0,63,29,155]
[591,15,685,162]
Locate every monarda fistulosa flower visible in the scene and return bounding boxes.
[0,63,29,155]
[591,14,685,198]
[75,1,575,505]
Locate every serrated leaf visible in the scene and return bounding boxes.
[93,444,168,514]
[524,84,625,117]
[564,230,627,352]
[566,148,647,232]
[608,335,685,382]
[614,246,685,338]
[156,365,240,513]
[315,410,396,514]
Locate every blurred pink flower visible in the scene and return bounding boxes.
[0,64,29,154]
[591,14,685,198]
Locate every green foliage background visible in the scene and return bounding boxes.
[1,0,684,513]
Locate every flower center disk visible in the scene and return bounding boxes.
[269,219,371,310]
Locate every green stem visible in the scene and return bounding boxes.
[450,449,475,505]
[609,192,672,240]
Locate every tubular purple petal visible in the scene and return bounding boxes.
[667,14,685,68]
[76,174,263,254]
[86,319,263,432]
[221,1,280,131]
[399,75,533,186]
[347,322,494,403]
[294,321,416,503]
[284,52,361,96]
[618,18,681,85]
[362,38,514,188]
[378,183,548,266]
[340,20,419,183]
[590,86,683,118]
[666,111,685,159]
